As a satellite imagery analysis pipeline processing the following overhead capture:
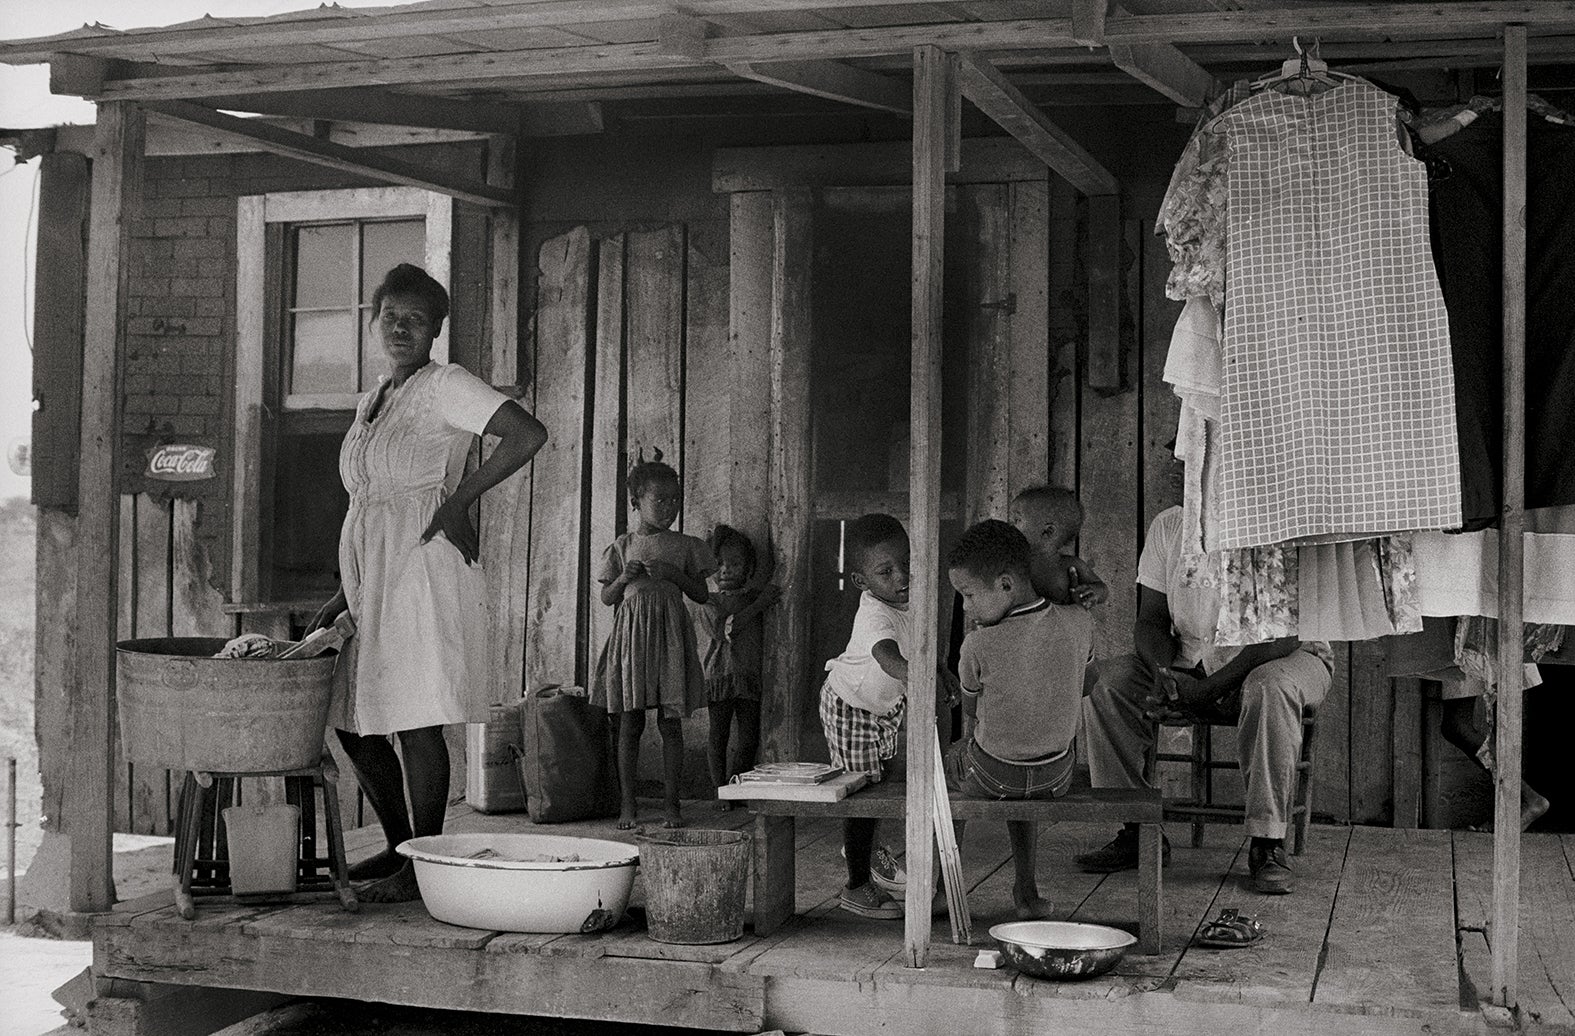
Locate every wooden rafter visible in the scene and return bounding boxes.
[1071,0,1108,47]
[1108,41,1218,106]
[660,10,913,113]
[725,59,911,113]
[139,100,516,208]
[953,52,1118,197]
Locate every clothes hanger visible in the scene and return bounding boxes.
[1252,37,1356,92]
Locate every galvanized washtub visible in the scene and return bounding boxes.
[116,637,338,773]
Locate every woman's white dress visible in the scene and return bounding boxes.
[331,362,508,735]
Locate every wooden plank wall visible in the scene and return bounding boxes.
[112,494,235,835]
[532,220,750,792]
[524,227,591,694]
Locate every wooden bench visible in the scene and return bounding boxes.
[742,781,1165,953]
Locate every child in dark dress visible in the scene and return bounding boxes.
[693,524,781,807]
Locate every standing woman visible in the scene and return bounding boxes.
[309,263,547,902]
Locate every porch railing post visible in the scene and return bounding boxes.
[906,44,958,969]
[1489,21,1528,1011]
[70,100,143,913]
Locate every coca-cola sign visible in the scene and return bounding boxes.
[145,444,216,481]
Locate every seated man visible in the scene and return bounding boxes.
[1078,505,1332,894]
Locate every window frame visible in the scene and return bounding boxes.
[231,186,453,604]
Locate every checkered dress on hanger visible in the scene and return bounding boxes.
[1216,80,1462,549]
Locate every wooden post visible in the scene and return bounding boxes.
[766,188,813,763]
[1489,21,1527,1011]
[71,101,143,912]
[728,194,775,591]
[905,43,956,969]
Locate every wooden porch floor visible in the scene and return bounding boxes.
[93,802,1575,1035]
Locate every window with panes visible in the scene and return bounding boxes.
[269,217,426,600]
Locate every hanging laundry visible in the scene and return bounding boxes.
[1207,535,1421,647]
[1413,527,1575,626]
[1417,106,1575,528]
[1215,79,1462,549]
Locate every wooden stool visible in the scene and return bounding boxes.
[171,763,357,919]
[1146,703,1318,856]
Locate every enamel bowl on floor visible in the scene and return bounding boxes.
[398,833,638,934]
[989,920,1137,980]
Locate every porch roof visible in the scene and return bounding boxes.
[2,1,1574,121]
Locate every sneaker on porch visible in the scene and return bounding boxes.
[841,843,907,894]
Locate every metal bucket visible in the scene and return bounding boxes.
[637,828,750,944]
[116,637,338,772]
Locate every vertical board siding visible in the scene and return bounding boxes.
[1349,639,1395,824]
[1046,178,1080,491]
[1138,190,1184,530]
[682,222,734,540]
[962,183,1012,527]
[129,494,173,835]
[32,153,89,513]
[585,235,626,681]
[525,228,592,693]
[114,496,135,835]
[624,227,686,472]
[1317,644,1353,822]
[1006,179,1051,498]
[1077,215,1142,658]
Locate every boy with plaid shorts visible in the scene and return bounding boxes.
[819,513,917,919]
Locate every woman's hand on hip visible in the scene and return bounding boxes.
[422,499,480,565]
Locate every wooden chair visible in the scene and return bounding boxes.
[1146,703,1318,856]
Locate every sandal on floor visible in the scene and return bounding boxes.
[1193,908,1265,949]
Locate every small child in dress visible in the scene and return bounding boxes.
[1010,486,1108,609]
[592,458,715,830]
[945,519,1095,919]
[819,513,916,920]
[694,524,781,807]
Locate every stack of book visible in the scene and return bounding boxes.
[718,762,869,802]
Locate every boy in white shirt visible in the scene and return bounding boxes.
[819,513,915,919]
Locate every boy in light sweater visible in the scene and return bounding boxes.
[945,519,1094,919]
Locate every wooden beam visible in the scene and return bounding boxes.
[713,138,1046,193]
[1072,0,1109,47]
[904,42,956,972]
[1490,20,1528,1014]
[953,52,1118,197]
[724,60,911,114]
[1108,42,1218,106]
[189,88,523,135]
[71,100,143,913]
[657,13,709,60]
[138,100,515,209]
